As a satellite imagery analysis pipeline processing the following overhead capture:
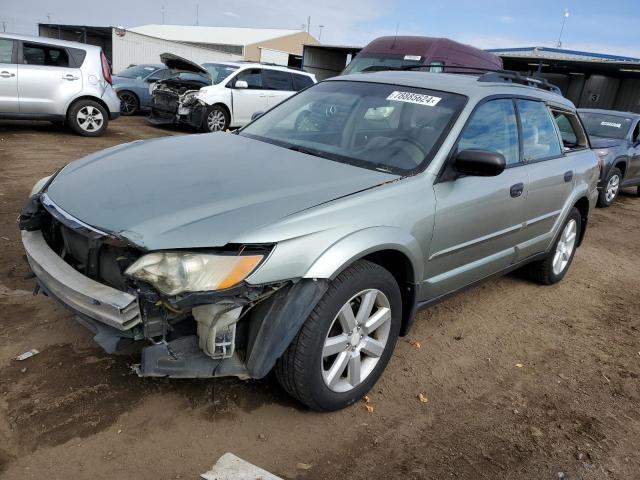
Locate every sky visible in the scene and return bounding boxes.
[2,0,640,58]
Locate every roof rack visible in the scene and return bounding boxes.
[385,64,562,94]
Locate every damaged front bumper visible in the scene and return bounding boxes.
[148,90,207,130]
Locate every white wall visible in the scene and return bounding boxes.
[111,29,241,73]
[259,47,290,66]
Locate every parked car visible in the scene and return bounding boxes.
[113,64,168,115]
[341,36,503,75]
[0,33,119,136]
[577,108,640,206]
[20,70,598,411]
[149,55,316,132]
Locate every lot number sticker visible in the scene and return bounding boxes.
[601,121,622,128]
[387,91,441,107]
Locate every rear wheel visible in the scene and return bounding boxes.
[597,167,622,207]
[202,105,229,132]
[118,90,139,116]
[276,260,402,411]
[67,100,109,137]
[523,208,582,285]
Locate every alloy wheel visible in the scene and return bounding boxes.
[207,109,226,132]
[119,92,137,114]
[322,289,392,393]
[605,174,620,203]
[76,106,104,132]
[552,219,577,275]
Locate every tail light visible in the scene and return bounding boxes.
[101,51,112,85]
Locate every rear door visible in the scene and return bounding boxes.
[229,68,269,125]
[0,38,19,113]
[516,101,577,261]
[262,69,295,107]
[17,41,83,115]
[426,98,529,299]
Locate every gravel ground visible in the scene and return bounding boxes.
[0,117,638,480]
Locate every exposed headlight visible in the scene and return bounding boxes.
[30,175,52,197]
[125,252,264,295]
[596,150,610,158]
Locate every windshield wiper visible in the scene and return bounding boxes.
[286,144,333,159]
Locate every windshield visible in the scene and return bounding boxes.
[240,81,466,174]
[202,63,239,85]
[116,65,160,79]
[580,113,633,140]
[343,53,440,75]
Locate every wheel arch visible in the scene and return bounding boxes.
[573,196,590,247]
[613,160,627,178]
[65,95,110,119]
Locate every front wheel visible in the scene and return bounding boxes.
[202,105,229,132]
[597,167,622,207]
[118,90,139,116]
[523,208,582,285]
[276,260,402,411]
[67,100,109,136]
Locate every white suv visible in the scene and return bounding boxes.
[149,55,316,132]
[0,33,120,136]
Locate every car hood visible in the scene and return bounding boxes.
[45,134,398,250]
[589,136,625,149]
[160,52,210,77]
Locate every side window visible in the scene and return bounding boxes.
[148,69,171,81]
[0,39,14,64]
[552,110,588,151]
[516,100,562,161]
[458,99,520,166]
[234,68,263,89]
[23,43,70,67]
[632,122,640,144]
[263,69,293,91]
[292,74,314,91]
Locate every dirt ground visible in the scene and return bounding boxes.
[0,117,638,480]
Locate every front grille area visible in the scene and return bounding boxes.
[41,210,141,292]
[152,90,179,113]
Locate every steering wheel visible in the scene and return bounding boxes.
[386,138,427,165]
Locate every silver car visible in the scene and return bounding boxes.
[0,33,120,136]
[19,71,599,411]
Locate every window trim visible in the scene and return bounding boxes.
[18,40,75,68]
[548,107,590,154]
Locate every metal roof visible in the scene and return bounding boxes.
[487,46,640,64]
[130,25,306,47]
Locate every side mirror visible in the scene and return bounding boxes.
[234,80,249,89]
[454,149,506,177]
[251,111,264,121]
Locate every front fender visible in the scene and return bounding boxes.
[303,226,424,283]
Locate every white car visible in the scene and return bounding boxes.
[148,54,316,132]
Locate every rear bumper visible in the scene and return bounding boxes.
[21,229,141,331]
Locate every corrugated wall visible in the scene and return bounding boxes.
[111,30,241,73]
[614,78,640,113]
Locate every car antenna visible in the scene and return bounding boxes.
[391,23,399,49]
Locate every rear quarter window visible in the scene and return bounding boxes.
[293,73,314,91]
[516,99,562,161]
[552,110,588,151]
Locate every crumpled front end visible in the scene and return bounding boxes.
[148,84,207,129]
[19,192,327,379]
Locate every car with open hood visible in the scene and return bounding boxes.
[149,54,316,132]
[20,70,599,411]
[112,63,170,115]
[577,108,640,206]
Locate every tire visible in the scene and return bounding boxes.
[636,186,640,197]
[597,167,622,208]
[67,100,109,137]
[117,90,139,116]
[523,207,582,285]
[275,260,402,411]
[201,105,229,132]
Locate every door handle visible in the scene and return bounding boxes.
[564,170,574,182]
[62,75,79,81]
[0,71,15,78]
[510,182,525,198]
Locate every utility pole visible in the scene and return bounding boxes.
[306,16,310,42]
[2,22,5,33]
[556,9,570,48]
[161,5,165,24]
[196,4,199,26]
[46,12,51,23]
[318,25,324,42]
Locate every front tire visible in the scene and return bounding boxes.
[276,260,402,411]
[597,167,622,207]
[118,90,139,116]
[202,105,229,132]
[523,208,582,285]
[67,100,109,137]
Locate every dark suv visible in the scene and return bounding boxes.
[578,109,640,206]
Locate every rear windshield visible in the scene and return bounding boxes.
[580,112,633,140]
[116,65,161,79]
[202,63,239,85]
[240,80,466,175]
[343,53,440,75]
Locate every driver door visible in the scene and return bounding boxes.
[424,98,530,300]
[229,68,270,125]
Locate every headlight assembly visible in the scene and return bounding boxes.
[125,252,264,295]
[30,175,52,197]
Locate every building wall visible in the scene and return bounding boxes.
[614,78,640,113]
[111,30,241,73]
[244,31,318,62]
